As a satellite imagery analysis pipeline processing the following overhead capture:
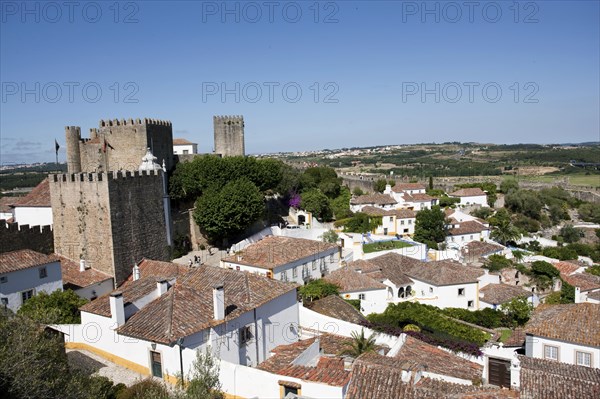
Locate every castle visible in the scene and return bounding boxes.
[66,118,174,174]
[213,115,245,157]
[52,118,174,285]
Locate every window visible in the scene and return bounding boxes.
[240,326,253,345]
[39,267,47,279]
[400,220,405,225]
[183,150,189,154]
[150,351,163,378]
[576,351,592,367]
[358,293,366,300]
[389,217,393,222]
[403,229,409,233]
[544,345,559,361]
[470,235,473,240]
[467,300,474,308]
[429,287,434,293]
[406,285,412,296]
[312,261,316,270]
[458,288,465,296]
[0,276,7,284]
[408,220,412,225]
[283,386,299,397]
[329,254,334,262]
[292,267,297,277]
[281,271,288,281]
[21,289,34,304]
[398,287,405,298]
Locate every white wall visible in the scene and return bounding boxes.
[446,230,489,245]
[409,279,479,310]
[173,144,197,155]
[525,335,600,368]
[13,206,53,227]
[0,261,62,312]
[339,288,389,315]
[395,217,415,236]
[362,241,428,261]
[74,278,114,301]
[456,195,488,207]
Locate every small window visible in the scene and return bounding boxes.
[283,386,299,397]
[329,254,334,262]
[358,293,366,300]
[403,228,409,233]
[21,289,34,304]
[398,287,405,298]
[39,267,47,279]
[312,261,316,270]
[183,150,189,154]
[292,267,297,278]
[240,326,253,345]
[458,288,465,296]
[470,235,473,240]
[400,220,405,225]
[576,351,592,367]
[408,220,412,225]
[429,287,434,293]
[544,345,559,361]
[389,216,393,222]
[467,300,474,308]
[0,276,7,284]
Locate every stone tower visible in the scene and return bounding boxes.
[213,115,245,157]
[65,118,174,174]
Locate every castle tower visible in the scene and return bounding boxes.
[65,126,82,174]
[213,115,245,157]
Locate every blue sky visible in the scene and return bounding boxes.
[1,0,599,163]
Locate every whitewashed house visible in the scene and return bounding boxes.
[479,283,538,310]
[53,265,301,388]
[383,183,437,210]
[524,303,600,368]
[221,236,341,285]
[449,187,489,207]
[10,179,53,227]
[349,193,397,213]
[0,249,63,312]
[172,138,198,155]
[323,267,389,315]
[446,219,491,245]
[57,255,114,301]
[360,207,416,237]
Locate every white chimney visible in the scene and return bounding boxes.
[132,263,140,281]
[574,287,581,303]
[156,279,168,296]
[355,268,362,274]
[79,259,86,272]
[213,284,225,320]
[109,292,125,327]
[384,184,392,193]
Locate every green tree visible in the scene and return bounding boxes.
[301,189,333,221]
[500,178,519,194]
[185,349,224,399]
[489,209,520,245]
[483,255,512,272]
[500,297,533,326]
[194,178,264,242]
[340,330,377,357]
[373,179,388,193]
[343,213,381,234]
[321,230,339,243]
[505,190,543,220]
[17,289,88,324]
[578,203,600,224]
[559,224,583,243]
[299,280,340,302]
[116,379,171,399]
[331,187,352,220]
[352,187,365,196]
[428,176,433,190]
[414,205,447,248]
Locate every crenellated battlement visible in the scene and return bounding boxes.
[99,118,172,128]
[214,115,244,123]
[50,169,162,184]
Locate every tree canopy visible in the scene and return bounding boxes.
[17,289,88,324]
[414,205,447,248]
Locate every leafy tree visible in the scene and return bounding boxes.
[185,349,224,399]
[299,280,339,302]
[549,203,570,224]
[471,207,493,220]
[489,209,520,245]
[414,205,447,248]
[193,178,264,242]
[343,213,382,234]
[352,187,365,196]
[500,178,519,194]
[483,255,512,272]
[541,246,578,261]
[428,176,433,190]
[500,297,533,326]
[505,190,543,220]
[301,189,333,221]
[17,289,88,324]
[531,261,560,279]
[559,224,583,243]
[373,179,388,193]
[331,187,352,219]
[586,265,600,276]
[340,330,377,357]
[513,214,541,233]
[321,230,339,243]
[438,196,460,208]
[512,250,526,263]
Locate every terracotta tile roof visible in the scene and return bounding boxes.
[368,253,484,286]
[115,265,298,344]
[258,334,353,387]
[587,290,600,301]
[479,284,531,305]
[0,197,19,213]
[395,336,483,381]
[324,267,387,292]
[125,258,189,282]
[221,236,339,270]
[58,255,112,288]
[502,327,526,347]
[519,355,600,399]
[361,206,416,219]
[305,295,366,325]
[561,272,600,292]
[461,241,505,259]
[404,193,435,202]
[450,188,487,197]
[350,193,397,206]
[448,221,489,236]
[172,138,195,145]
[524,303,600,347]
[12,179,51,207]
[392,183,426,193]
[0,249,58,274]
[347,259,382,275]
[553,261,581,276]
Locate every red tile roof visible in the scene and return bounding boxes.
[524,303,600,347]
[12,179,51,207]
[479,284,532,305]
[58,255,112,288]
[361,206,416,219]
[450,188,487,197]
[305,295,366,325]
[172,138,195,145]
[0,249,58,274]
[125,258,189,282]
[404,193,435,202]
[391,183,426,193]
[448,221,489,236]
[324,268,387,292]
[561,272,600,292]
[587,290,600,301]
[553,261,581,276]
[350,193,397,206]
[222,236,339,270]
[461,241,505,259]
[348,258,414,287]
[0,197,19,213]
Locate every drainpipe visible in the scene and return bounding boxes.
[253,308,260,365]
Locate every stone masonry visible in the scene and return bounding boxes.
[213,115,245,157]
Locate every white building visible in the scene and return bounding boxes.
[479,283,538,310]
[57,255,114,301]
[349,193,397,213]
[524,303,600,368]
[360,206,416,237]
[449,187,489,207]
[0,197,16,221]
[172,138,198,155]
[221,236,341,285]
[53,264,301,389]
[0,249,63,313]
[10,179,53,227]
[446,219,491,245]
[383,183,437,210]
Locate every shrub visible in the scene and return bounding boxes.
[299,280,339,302]
[116,379,170,399]
[483,255,512,272]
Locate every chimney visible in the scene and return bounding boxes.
[213,284,225,320]
[384,184,392,193]
[574,286,581,303]
[156,279,168,296]
[79,259,86,272]
[109,292,125,327]
[355,268,362,274]
[132,263,140,281]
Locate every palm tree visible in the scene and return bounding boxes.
[340,329,377,357]
[490,209,521,245]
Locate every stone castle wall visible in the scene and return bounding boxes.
[0,221,54,254]
[213,115,245,157]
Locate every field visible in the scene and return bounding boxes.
[517,174,600,187]
[363,240,413,254]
